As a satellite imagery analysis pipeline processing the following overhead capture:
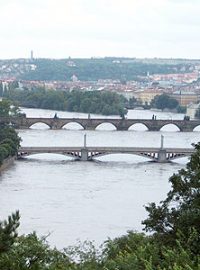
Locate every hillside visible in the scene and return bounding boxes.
[0,57,196,81]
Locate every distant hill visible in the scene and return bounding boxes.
[0,57,197,81]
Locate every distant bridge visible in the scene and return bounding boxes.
[1,117,200,131]
[18,146,195,163]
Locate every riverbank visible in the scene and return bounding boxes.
[0,156,16,172]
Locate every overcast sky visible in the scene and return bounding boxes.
[0,0,200,59]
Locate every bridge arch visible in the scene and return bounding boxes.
[95,122,117,131]
[91,152,155,162]
[159,123,181,132]
[193,125,200,132]
[18,152,78,160]
[61,122,84,130]
[128,123,148,131]
[29,122,51,129]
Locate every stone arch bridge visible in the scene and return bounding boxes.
[1,117,200,131]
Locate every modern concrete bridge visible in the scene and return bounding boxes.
[18,145,195,163]
[1,116,200,131]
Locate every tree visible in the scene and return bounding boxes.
[1,138,18,155]
[0,126,21,148]
[0,124,21,164]
[0,99,23,119]
[80,98,91,113]
[0,99,11,117]
[6,88,128,116]
[151,94,179,110]
[0,232,74,270]
[0,211,20,254]
[142,142,200,255]
[10,105,22,117]
[119,107,127,119]
[128,97,137,108]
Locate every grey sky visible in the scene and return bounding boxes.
[0,0,200,59]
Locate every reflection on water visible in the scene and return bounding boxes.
[128,123,148,131]
[95,123,117,131]
[18,128,200,149]
[160,124,180,132]
[0,108,198,248]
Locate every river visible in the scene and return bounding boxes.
[0,108,200,249]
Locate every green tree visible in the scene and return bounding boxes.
[0,125,21,165]
[128,97,137,108]
[0,211,20,254]
[142,142,200,256]
[80,98,91,113]
[0,145,9,163]
[0,126,21,148]
[6,88,127,116]
[151,94,179,110]
[0,99,21,118]
[0,232,74,270]
[119,107,127,119]
[0,99,11,117]
[1,138,18,155]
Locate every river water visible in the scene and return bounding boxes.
[0,108,200,249]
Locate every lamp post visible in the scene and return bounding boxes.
[161,135,164,149]
[84,134,87,148]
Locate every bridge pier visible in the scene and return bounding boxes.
[148,126,160,132]
[180,127,193,132]
[80,149,89,161]
[117,126,128,131]
[85,127,95,130]
[17,125,29,129]
[116,120,129,131]
[158,149,167,163]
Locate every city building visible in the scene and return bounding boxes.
[134,88,165,105]
[171,91,199,106]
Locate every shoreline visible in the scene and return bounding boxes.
[0,156,16,173]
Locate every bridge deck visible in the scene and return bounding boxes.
[18,146,195,162]
[19,146,195,154]
[1,116,200,131]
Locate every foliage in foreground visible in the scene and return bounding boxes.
[0,100,21,165]
[0,143,200,269]
[143,143,200,252]
[0,126,20,164]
